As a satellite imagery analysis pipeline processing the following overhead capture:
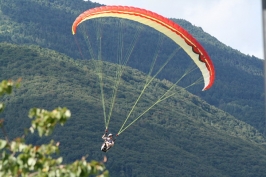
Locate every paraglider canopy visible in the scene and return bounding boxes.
[72,5,215,90]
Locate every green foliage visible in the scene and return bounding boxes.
[0,79,21,112]
[0,80,14,96]
[0,80,109,177]
[29,107,71,137]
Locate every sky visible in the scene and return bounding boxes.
[89,0,264,59]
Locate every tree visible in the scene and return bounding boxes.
[0,79,109,177]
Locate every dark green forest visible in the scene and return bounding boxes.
[0,0,265,176]
[1,42,266,176]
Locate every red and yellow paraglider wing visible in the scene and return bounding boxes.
[72,6,215,90]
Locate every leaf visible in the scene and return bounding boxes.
[65,110,71,118]
[0,140,7,149]
[0,103,4,112]
[56,157,63,164]
[28,157,37,167]
[29,127,34,134]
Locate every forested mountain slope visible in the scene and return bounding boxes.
[1,43,266,176]
[0,0,264,135]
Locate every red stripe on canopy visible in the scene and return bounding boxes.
[72,6,215,90]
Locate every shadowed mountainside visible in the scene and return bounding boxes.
[1,43,266,176]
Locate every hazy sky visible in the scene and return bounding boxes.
[89,0,263,59]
